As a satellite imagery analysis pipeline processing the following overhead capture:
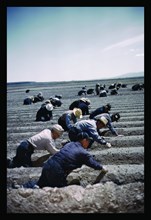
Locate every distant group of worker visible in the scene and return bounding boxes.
[77,82,129,98]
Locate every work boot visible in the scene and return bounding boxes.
[12,180,23,189]
[93,167,108,184]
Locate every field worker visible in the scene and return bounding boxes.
[33,92,44,103]
[99,89,108,97]
[95,83,100,95]
[50,97,62,107]
[23,96,34,105]
[69,98,91,115]
[13,132,108,189]
[68,116,111,148]
[94,113,123,136]
[89,103,111,119]
[35,102,53,121]
[58,108,83,131]
[7,124,64,168]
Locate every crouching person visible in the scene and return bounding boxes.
[7,124,64,168]
[68,116,112,148]
[13,132,108,189]
[35,102,53,121]
[58,108,82,131]
[94,112,123,136]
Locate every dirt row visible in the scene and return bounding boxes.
[7,78,144,213]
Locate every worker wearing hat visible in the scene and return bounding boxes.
[68,116,111,148]
[94,112,123,136]
[33,92,44,103]
[7,124,64,168]
[23,96,34,105]
[36,102,54,121]
[58,108,82,131]
[69,98,91,115]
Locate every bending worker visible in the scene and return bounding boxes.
[58,108,82,131]
[7,124,64,168]
[94,112,123,136]
[68,116,111,148]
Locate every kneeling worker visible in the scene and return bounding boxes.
[7,124,64,168]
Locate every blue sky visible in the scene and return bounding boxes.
[7,7,144,82]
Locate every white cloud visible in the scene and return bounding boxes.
[103,34,144,51]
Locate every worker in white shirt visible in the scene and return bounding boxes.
[7,124,64,168]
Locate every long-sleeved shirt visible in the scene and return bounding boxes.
[58,110,77,130]
[49,141,103,172]
[94,113,118,136]
[89,106,106,119]
[22,141,103,188]
[78,102,89,115]
[27,129,59,154]
[74,119,106,145]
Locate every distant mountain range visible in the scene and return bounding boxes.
[7,71,144,85]
[113,71,144,79]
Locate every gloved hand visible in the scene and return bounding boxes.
[101,166,108,174]
[106,142,111,148]
[93,166,108,184]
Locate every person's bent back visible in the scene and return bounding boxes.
[36,132,106,188]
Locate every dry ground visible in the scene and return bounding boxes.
[7,77,144,213]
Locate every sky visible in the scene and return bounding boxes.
[7,7,144,82]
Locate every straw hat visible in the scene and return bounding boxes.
[73,108,83,119]
[97,116,108,125]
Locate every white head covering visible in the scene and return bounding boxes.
[52,124,64,134]
[46,103,53,111]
